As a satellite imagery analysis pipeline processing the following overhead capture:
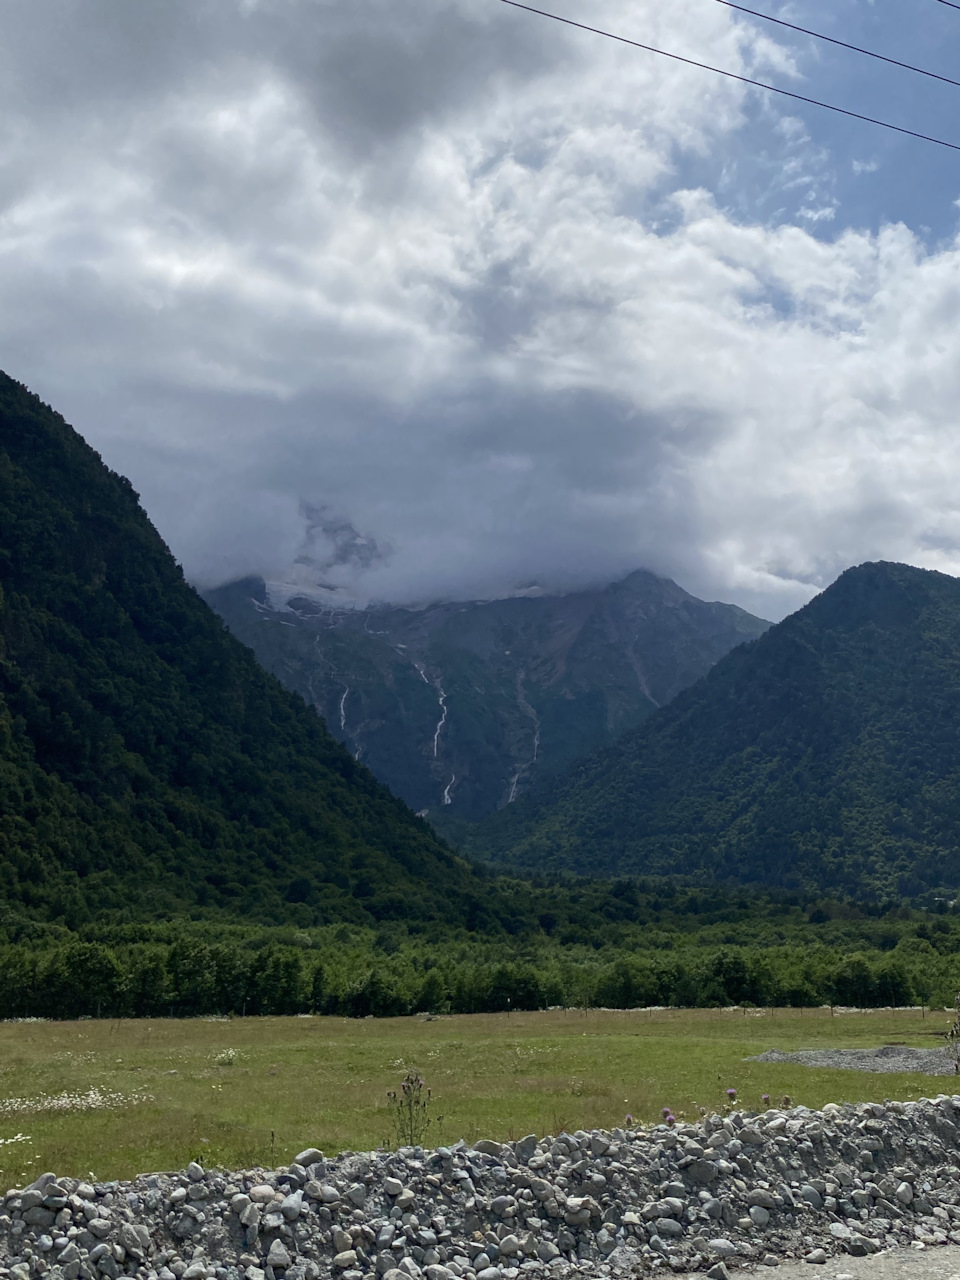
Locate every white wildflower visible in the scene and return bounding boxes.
[0,1088,152,1116]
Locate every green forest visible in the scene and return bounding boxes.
[469,561,960,901]
[0,372,480,928]
[1,883,958,1019]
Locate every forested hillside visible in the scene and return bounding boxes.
[471,562,960,899]
[205,571,768,818]
[0,373,480,928]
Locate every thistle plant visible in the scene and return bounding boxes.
[387,1072,433,1147]
[719,1080,738,1112]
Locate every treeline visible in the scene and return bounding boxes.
[0,935,947,1021]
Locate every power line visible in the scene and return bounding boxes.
[713,0,960,90]
[937,0,960,11]
[498,0,960,153]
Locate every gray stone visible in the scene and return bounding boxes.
[281,1192,302,1222]
[708,1240,737,1258]
[514,1136,538,1164]
[748,1205,770,1228]
[689,1159,718,1185]
[333,1252,358,1270]
[655,1217,683,1238]
[799,1184,822,1209]
[187,1163,205,1183]
[294,1150,324,1167]
[843,1235,877,1257]
[804,1249,827,1265]
[747,1189,777,1209]
[267,1241,292,1270]
[706,1266,730,1280]
[23,1206,57,1227]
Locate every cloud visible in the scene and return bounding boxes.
[1,0,960,621]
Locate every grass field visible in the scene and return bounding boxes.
[0,1006,955,1189]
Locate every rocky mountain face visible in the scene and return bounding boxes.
[471,561,960,900]
[0,372,478,928]
[204,572,770,820]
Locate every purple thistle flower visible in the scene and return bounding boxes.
[726,1088,737,1100]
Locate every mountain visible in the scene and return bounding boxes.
[0,372,482,928]
[204,572,770,820]
[468,561,960,899]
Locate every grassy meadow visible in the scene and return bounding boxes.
[0,1006,955,1189]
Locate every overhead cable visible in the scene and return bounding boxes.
[498,0,960,153]
[936,0,960,11]
[713,0,960,90]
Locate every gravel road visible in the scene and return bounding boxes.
[686,1242,960,1277]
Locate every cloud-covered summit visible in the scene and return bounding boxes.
[2,0,960,619]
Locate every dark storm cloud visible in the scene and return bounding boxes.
[3,0,960,621]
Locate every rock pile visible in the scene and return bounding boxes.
[7,1095,960,1279]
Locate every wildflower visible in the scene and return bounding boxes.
[661,1107,671,1118]
[726,1088,737,1101]
[625,1114,633,1125]
[761,1094,771,1105]
[0,1133,30,1147]
[0,1089,151,1117]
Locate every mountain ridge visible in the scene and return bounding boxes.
[0,371,481,928]
[204,569,770,819]
[466,560,960,899]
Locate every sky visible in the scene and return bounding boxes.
[3,0,960,621]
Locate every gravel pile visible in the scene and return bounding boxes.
[748,1046,960,1075]
[8,1095,960,1279]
